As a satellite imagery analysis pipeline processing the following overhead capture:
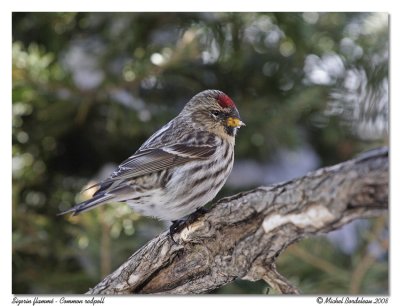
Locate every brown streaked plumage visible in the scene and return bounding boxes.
[59,89,244,229]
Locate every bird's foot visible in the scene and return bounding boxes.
[191,207,208,218]
[169,207,209,243]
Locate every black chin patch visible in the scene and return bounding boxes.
[225,126,236,136]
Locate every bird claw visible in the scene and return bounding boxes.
[169,220,186,244]
[168,207,209,243]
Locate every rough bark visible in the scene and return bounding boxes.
[87,147,388,295]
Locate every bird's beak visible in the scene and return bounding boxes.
[227,117,246,128]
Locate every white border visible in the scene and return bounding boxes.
[3,1,397,306]
[3,0,396,12]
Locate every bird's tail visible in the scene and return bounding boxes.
[57,194,113,216]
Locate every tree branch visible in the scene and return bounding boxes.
[87,147,388,294]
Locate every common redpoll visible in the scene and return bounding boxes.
[59,89,244,234]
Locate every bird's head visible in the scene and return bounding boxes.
[181,89,245,138]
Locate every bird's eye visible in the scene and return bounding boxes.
[211,110,220,118]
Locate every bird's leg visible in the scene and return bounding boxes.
[169,219,186,243]
[168,207,209,243]
[192,206,208,218]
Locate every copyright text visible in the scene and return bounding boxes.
[316,297,389,304]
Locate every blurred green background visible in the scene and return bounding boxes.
[12,12,388,294]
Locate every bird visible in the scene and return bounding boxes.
[59,89,245,237]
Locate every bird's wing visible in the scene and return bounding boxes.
[115,144,216,180]
[87,144,216,194]
[61,143,217,216]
